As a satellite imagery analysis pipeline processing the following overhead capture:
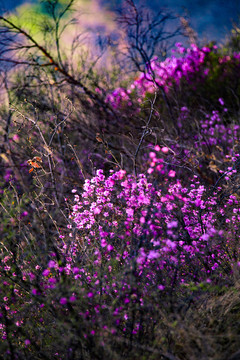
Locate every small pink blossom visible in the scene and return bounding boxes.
[168,170,176,177]
[149,152,156,159]
[148,250,160,259]
[161,147,169,153]
[12,134,20,142]
[107,244,113,251]
[167,220,178,228]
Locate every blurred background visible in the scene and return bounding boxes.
[1,0,240,43]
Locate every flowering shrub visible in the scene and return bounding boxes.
[2,92,240,357]
[106,43,240,114]
[1,14,240,358]
[68,152,240,285]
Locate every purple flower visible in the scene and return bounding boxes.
[218,98,224,106]
[59,297,67,305]
[42,269,50,277]
[32,289,38,296]
[48,260,56,268]
[69,295,76,302]
[72,267,80,274]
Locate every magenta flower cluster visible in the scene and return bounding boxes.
[106,43,212,107]
[68,152,239,286]
[105,43,240,108]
